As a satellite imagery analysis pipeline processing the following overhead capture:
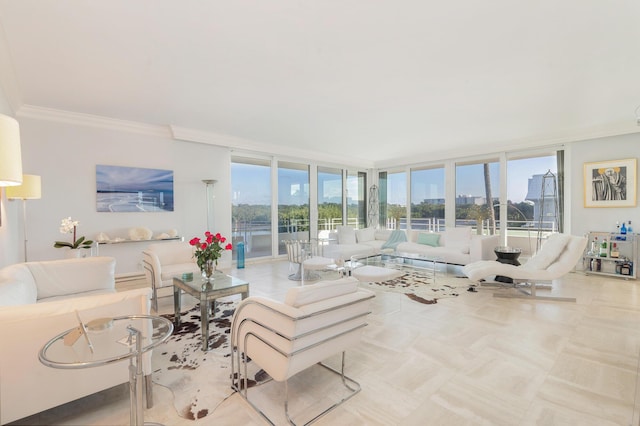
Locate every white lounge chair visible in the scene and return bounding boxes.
[462,233,588,302]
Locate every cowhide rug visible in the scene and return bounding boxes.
[153,300,268,421]
[359,270,470,304]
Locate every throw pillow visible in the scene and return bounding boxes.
[417,233,440,247]
[336,226,357,245]
[524,233,572,270]
[355,227,376,243]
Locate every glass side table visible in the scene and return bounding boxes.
[173,272,249,351]
[39,314,173,426]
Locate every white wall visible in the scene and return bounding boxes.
[7,115,232,275]
[569,132,640,238]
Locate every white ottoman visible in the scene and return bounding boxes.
[352,265,402,282]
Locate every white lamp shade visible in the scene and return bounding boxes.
[0,114,23,186]
[6,174,41,199]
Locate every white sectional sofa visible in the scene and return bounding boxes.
[323,226,499,266]
[0,257,153,424]
[324,226,393,261]
[396,227,500,265]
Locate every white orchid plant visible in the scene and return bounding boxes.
[54,217,94,249]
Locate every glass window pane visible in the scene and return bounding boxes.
[506,154,558,251]
[411,166,445,231]
[318,166,343,232]
[231,157,272,259]
[278,161,310,254]
[381,171,407,230]
[347,171,367,229]
[455,161,499,233]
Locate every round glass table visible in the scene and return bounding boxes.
[39,314,173,426]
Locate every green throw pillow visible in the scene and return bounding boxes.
[417,233,440,247]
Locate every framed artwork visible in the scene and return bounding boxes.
[96,165,174,212]
[584,158,637,208]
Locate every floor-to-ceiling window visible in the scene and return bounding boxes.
[347,171,367,229]
[317,166,343,233]
[411,166,445,231]
[231,156,272,259]
[278,161,310,254]
[504,152,560,253]
[379,170,407,230]
[455,160,500,232]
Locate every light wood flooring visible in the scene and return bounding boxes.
[9,260,640,426]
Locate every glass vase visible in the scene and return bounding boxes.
[202,259,216,282]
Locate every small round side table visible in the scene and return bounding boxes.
[493,246,522,283]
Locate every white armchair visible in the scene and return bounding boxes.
[463,233,588,301]
[230,277,375,425]
[142,241,200,311]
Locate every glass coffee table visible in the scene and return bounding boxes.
[39,314,173,426]
[173,272,249,351]
[348,251,446,282]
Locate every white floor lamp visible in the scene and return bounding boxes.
[6,174,42,261]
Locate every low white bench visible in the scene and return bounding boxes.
[351,265,402,282]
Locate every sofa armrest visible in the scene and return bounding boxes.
[469,234,500,262]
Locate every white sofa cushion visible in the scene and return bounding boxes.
[148,241,194,265]
[444,227,472,254]
[0,280,37,307]
[27,257,116,300]
[160,263,201,282]
[523,233,572,270]
[355,227,376,243]
[285,277,359,308]
[336,226,357,245]
[374,229,393,241]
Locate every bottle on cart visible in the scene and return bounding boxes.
[628,221,633,233]
[590,237,598,255]
[610,243,619,258]
[599,238,608,257]
[620,222,627,240]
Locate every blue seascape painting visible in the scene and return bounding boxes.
[96,165,174,212]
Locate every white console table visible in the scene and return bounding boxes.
[95,237,182,255]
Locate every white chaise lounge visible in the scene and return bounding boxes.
[462,233,588,302]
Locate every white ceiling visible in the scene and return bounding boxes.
[0,1,639,168]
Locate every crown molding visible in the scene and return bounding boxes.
[374,121,640,169]
[170,125,375,169]
[16,105,172,138]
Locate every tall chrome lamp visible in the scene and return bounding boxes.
[7,174,42,261]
